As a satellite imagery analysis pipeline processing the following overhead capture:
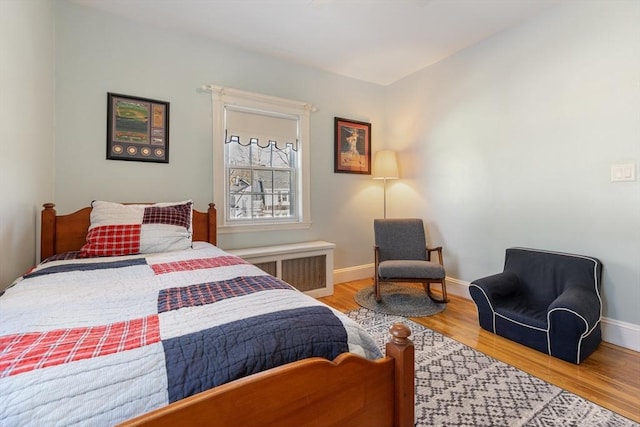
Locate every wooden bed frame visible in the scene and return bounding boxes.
[39,203,415,427]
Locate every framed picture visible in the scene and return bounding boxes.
[107,93,170,163]
[334,117,371,174]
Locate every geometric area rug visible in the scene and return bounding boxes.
[348,307,639,427]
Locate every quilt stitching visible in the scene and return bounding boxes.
[0,315,160,378]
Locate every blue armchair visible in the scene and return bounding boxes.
[469,247,603,364]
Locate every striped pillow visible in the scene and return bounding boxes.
[80,201,193,257]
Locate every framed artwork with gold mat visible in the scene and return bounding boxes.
[107,93,170,163]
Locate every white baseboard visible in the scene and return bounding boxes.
[442,276,472,299]
[333,265,640,353]
[601,317,640,352]
[333,263,374,285]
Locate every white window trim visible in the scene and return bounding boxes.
[206,85,315,234]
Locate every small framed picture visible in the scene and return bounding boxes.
[107,93,170,163]
[334,117,371,174]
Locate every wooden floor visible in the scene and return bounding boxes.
[318,279,640,423]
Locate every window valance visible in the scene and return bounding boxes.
[225,107,298,150]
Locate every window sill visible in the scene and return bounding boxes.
[217,221,312,234]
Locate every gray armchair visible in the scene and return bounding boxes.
[373,218,448,303]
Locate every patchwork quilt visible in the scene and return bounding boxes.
[0,242,381,426]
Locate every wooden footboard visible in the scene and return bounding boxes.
[120,324,414,427]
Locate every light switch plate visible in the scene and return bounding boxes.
[610,163,636,182]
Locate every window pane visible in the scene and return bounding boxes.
[229,168,251,188]
[273,171,292,216]
[274,192,291,216]
[251,194,266,218]
[252,143,272,167]
[272,146,292,168]
[252,170,271,218]
[228,168,251,218]
[253,170,273,191]
[251,171,266,217]
[228,142,250,166]
[273,170,291,191]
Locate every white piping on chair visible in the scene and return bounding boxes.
[494,313,548,333]
[547,307,588,363]
[547,308,601,364]
[468,284,497,333]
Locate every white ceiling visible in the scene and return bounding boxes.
[72,0,561,86]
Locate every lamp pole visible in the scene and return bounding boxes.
[372,150,399,219]
[383,177,388,219]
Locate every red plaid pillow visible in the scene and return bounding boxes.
[81,224,142,257]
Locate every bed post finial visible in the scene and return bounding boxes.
[386,323,414,427]
[389,323,411,345]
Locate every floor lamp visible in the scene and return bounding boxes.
[372,150,399,218]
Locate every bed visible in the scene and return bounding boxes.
[0,201,414,426]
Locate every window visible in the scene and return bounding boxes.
[208,86,313,233]
[226,107,298,221]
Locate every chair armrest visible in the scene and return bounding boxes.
[471,271,521,300]
[426,246,443,265]
[469,271,520,332]
[549,287,601,328]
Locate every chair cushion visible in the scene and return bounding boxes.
[495,300,548,329]
[378,260,445,279]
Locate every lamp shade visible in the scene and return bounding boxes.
[372,150,399,179]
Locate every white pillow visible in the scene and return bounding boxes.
[80,201,193,257]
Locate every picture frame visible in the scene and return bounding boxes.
[107,93,170,163]
[334,117,371,174]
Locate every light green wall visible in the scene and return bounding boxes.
[5,0,637,328]
[385,0,640,323]
[0,0,54,290]
[53,0,386,271]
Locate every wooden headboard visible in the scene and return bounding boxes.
[40,203,217,262]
